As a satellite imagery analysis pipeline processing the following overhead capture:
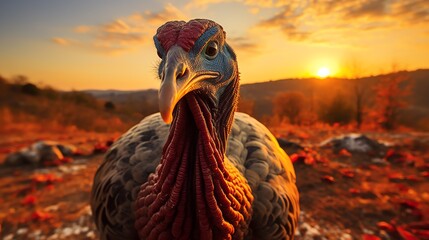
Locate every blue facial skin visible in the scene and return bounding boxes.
[154,26,238,90]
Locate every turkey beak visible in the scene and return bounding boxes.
[159,47,191,124]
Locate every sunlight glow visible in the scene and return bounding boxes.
[317,67,331,78]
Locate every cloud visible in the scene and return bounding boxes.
[228,36,260,53]
[392,0,429,23]
[141,3,187,24]
[257,5,311,41]
[253,0,429,44]
[53,4,187,55]
[51,37,72,46]
[187,0,289,9]
[74,25,92,33]
[344,0,389,18]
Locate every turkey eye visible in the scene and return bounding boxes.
[204,41,218,59]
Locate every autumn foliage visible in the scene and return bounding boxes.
[373,71,412,130]
[0,75,142,133]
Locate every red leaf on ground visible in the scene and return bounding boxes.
[394,199,420,210]
[349,188,361,194]
[396,184,410,192]
[22,195,37,206]
[410,209,423,220]
[0,148,13,154]
[368,165,380,171]
[410,229,429,238]
[321,175,335,183]
[93,143,109,154]
[362,234,381,240]
[304,155,315,165]
[31,210,53,221]
[421,171,429,178]
[290,153,300,164]
[397,227,419,240]
[386,149,396,158]
[401,200,420,210]
[340,169,355,178]
[32,173,62,184]
[32,174,48,183]
[316,157,329,163]
[405,175,421,182]
[418,164,429,171]
[73,148,85,156]
[377,221,395,232]
[386,150,415,164]
[388,172,404,181]
[290,153,313,165]
[338,148,352,157]
[60,157,73,163]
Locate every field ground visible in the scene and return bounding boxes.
[0,126,428,240]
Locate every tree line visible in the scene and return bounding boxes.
[238,70,412,130]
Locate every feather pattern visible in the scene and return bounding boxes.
[91,112,299,240]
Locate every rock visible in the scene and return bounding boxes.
[320,134,387,156]
[4,141,78,166]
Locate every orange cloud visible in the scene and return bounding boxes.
[53,4,187,55]
[253,0,429,44]
[74,25,92,33]
[51,37,72,46]
[228,36,260,53]
[187,0,287,9]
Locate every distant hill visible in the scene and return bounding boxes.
[85,69,429,130]
[0,77,142,132]
[240,69,429,118]
[83,89,159,118]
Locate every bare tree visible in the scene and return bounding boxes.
[345,59,367,129]
[319,92,354,125]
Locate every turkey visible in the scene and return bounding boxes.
[91,19,299,240]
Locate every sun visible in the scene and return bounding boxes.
[317,67,331,78]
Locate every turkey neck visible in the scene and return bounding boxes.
[135,79,253,240]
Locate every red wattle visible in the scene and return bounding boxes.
[134,92,253,240]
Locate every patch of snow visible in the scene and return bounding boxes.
[16,228,28,235]
[58,164,86,174]
[340,233,353,240]
[28,229,42,238]
[371,158,388,165]
[44,204,60,212]
[62,227,73,237]
[86,231,96,239]
[47,233,59,239]
[3,234,14,240]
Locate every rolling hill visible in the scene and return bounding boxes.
[85,69,429,130]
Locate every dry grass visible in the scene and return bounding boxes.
[0,79,142,134]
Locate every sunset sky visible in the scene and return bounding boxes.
[0,0,428,90]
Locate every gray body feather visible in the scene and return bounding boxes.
[91,112,299,240]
